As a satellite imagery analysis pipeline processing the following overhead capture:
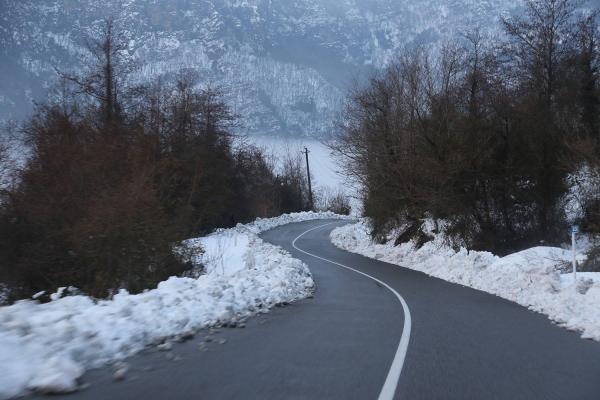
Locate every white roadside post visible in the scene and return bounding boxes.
[572,225,579,281]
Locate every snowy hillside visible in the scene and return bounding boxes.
[0,0,529,136]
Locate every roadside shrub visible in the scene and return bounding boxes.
[0,22,311,302]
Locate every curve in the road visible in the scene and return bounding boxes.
[25,219,600,400]
[292,222,411,400]
[28,219,406,400]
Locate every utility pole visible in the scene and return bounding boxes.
[572,224,579,281]
[303,147,314,210]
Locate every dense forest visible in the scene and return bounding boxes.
[0,21,322,301]
[334,0,600,260]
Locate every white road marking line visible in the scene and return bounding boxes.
[291,222,412,400]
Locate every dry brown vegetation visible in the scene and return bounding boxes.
[0,21,312,301]
[333,0,600,254]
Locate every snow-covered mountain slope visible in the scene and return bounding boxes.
[0,0,590,136]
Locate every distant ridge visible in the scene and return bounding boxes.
[0,0,547,136]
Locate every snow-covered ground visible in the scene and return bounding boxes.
[0,211,348,399]
[331,220,600,342]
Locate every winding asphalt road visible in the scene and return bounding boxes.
[30,219,600,399]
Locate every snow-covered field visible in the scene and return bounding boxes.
[331,220,600,342]
[0,211,348,399]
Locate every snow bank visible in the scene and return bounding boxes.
[235,211,353,234]
[0,211,347,399]
[331,220,600,342]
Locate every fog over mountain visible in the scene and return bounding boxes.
[0,0,595,137]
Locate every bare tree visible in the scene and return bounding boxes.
[331,0,598,252]
[502,0,575,108]
[574,11,600,140]
[59,18,132,126]
[502,0,576,239]
[0,138,9,191]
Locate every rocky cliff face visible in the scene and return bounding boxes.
[0,0,554,136]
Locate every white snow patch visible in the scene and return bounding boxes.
[31,291,45,300]
[331,220,600,342]
[0,211,349,399]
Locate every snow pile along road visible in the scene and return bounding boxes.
[331,220,600,342]
[0,212,347,399]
